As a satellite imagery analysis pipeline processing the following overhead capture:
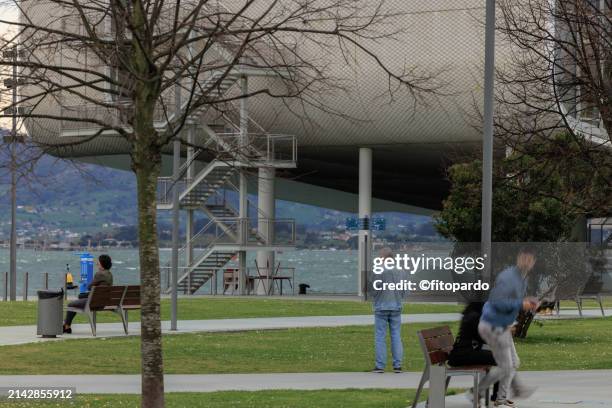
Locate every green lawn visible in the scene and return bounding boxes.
[2,296,605,328]
[1,317,611,375]
[0,297,461,327]
[0,389,444,408]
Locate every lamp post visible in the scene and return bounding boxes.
[481,0,496,282]
[170,72,182,331]
[2,46,25,301]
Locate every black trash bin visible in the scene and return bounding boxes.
[37,289,64,338]
[298,283,310,295]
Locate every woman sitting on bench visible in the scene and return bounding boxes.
[448,302,499,403]
[63,254,114,334]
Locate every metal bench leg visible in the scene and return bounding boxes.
[473,373,479,408]
[118,308,128,335]
[428,365,446,408]
[412,366,429,408]
[87,311,96,337]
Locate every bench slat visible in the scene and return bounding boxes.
[418,325,456,365]
[424,335,454,351]
[89,286,124,309]
[122,285,141,307]
[420,326,451,340]
[428,350,449,365]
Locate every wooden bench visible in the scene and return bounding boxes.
[66,285,141,336]
[412,325,491,408]
[119,285,141,333]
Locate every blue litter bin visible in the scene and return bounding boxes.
[78,253,94,294]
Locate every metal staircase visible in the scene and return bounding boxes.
[180,163,238,209]
[177,70,241,124]
[178,251,236,294]
[55,6,297,295]
[159,153,281,294]
[156,49,297,294]
[162,215,242,294]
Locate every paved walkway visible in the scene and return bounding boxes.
[1,370,610,407]
[1,308,608,346]
[0,313,461,346]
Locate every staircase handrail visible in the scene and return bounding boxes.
[164,218,217,270]
[178,159,226,202]
[162,216,243,270]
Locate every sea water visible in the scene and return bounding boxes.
[0,248,358,296]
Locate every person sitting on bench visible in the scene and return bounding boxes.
[63,254,113,334]
[448,302,499,403]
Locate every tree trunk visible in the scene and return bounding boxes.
[134,155,165,408]
[130,1,165,404]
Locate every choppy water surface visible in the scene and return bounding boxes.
[0,248,358,296]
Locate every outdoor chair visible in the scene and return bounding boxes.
[412,325,491,408]
[550,274,607,318]
[223,269,239,294]
[249,260,294,295]
[576,274,605,317]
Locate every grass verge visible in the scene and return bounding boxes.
[0,297,461,327]
[1,318,611,375]
[0,389,447,408]
[2,296,605,328]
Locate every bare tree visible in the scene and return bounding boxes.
[0,1,436,406]
[493,0,611,196]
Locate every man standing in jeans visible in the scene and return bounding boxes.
[477,247,539,407]
[372,248,404,373]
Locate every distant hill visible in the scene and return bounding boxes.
[0,128,436,239]
[0,148,137,235]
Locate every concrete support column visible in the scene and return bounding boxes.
[256,167,276,295]
[358,147,372,299]
[238,75,249,295]
[481,0,496,282]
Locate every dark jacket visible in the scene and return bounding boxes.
[87,269,113,290]
[452,303,486,352]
